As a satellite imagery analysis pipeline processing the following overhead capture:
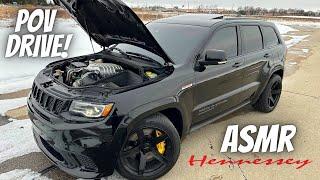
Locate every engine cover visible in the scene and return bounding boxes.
[86,63,123,78]
[72,62,123,87]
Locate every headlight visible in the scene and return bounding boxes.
[69,101,114,118]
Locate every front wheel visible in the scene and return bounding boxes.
[253,74,282,113]
[116,113,180,180]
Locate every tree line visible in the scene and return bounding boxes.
[147,5,320,17]
[237,6,319,17]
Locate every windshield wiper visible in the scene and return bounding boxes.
[126,51,158,64]
[106,45,162,66]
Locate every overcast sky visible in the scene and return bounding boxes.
[123,0,320,11]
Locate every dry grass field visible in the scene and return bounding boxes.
[0,5,170,21]
[0,5,70,19]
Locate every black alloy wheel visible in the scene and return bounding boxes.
[268,79,282,108]
[116,114,180,180]
[253,74,282,113]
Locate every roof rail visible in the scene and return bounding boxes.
[225,17,261,21]
[213,15,224,19]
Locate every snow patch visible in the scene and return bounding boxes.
[0,19,14,28]
[289,62,298,65]
[106,172,126,180]
[0,169,51,180]
[302,49,310,53]
[0,97,27,116]
[278,16,320,20]
[285,35,310,48]
[0,119,40,164]
[0,76,34,94]
[274,23,310,49]
[275,23,298,34]
[272,20,320,28]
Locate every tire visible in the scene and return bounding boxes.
[116,113,180,180]
[253,74,282,113]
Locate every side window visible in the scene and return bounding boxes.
[261,26,279,48]
[207,27,238,59]
[241,26,263,54]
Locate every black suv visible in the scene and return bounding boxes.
[27,0,286,179]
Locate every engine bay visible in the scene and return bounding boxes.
[52,57,165,89]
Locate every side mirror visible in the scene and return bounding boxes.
[199,49,227,66]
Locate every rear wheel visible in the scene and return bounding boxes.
[253,74,282,113]
[116,114,180,180]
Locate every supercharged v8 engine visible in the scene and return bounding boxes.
[53,58,159,89]
[65,60,124,87]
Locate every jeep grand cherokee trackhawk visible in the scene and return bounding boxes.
[27,0,286,179]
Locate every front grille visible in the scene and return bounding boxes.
[32,83,69,116]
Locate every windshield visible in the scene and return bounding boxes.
[146,23,211,64]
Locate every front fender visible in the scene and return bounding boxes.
[123,96,191,139]
[252,64,284,104]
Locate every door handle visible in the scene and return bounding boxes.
[233,62,243,68]
[264,53,271,58]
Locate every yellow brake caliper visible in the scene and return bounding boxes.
[155,130,166,154]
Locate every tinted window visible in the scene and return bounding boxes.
[147,23,211,64]
[207,27,238,58]
[241,26,263,53]
[262,26,279,48]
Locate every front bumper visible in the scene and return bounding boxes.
[28,96,128,179]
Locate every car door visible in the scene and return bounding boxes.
[240,25,281,101]
[260,25,283,66]
[192,25,246,125]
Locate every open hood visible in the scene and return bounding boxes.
[55,0,173,64]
